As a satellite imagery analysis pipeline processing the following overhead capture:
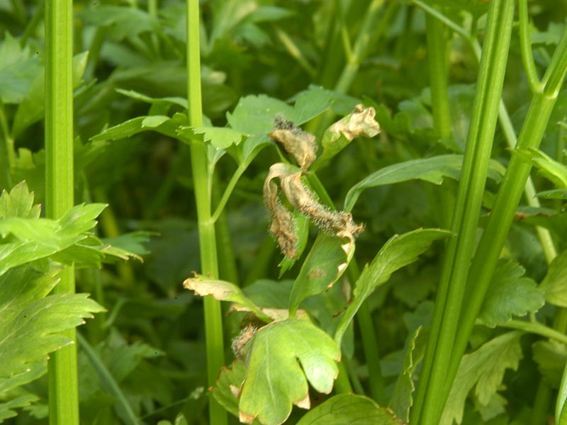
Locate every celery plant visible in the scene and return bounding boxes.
[186,1,227,424]
[45,0,79,423]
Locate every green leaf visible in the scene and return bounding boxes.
[0,392,39,422]
[0,181,40,219]
[227,85,336,135]
[239,319,340,425]
[101,231,152,257]
[289,233,354,314]
[80,6,159,40]
[212,359,247,418]
[335,228,450,344]
[540,250,567,307]
[441,332,523,425]
[532,340,567,388]
[183,276,271,322]
[536,188,567,200]
[389,327,424,422]
[0,266,104,378]
[0,34,41,104]
[0,204,106,275]
[185,126,246,149]
[91,115,182,142]
[344,155,505,211]
[297,394,403,425]
[0,361,44,421]
[115,88,187,109]
[13,52,88,137]
[519,148,567,188]
[479,259,545,327]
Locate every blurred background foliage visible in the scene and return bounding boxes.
[0,0,565,423]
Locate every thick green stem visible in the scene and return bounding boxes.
[450,27,567,366]
[412,15,455,419]
[0,102,14,189]
[45,0,78,423]
[558,338,567,421]
[440,27,567,421]
[186,2,227,424]
[413,1,516,424]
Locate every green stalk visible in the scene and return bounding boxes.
[21,0,44,46]
[0,102,14,189]
[425,16,452,141]
[518,0,543,92]
[502,320,567,345]
[335,0,384,94]
[186,2,227,424]
[348,263,385,403]
[558,343,567,421]
[308,173,385,401]
[412,1,516,424]
[45,0,78,423]
[412,14,454,418]
[441,26,567,420]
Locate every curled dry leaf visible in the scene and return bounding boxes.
[231,324,258,358]
[263,163,302,259]
[328,104,380,141]
[230,305,309,321]
[280,173,364,239]
[269,117,318,170]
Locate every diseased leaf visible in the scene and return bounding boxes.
[183,276,271,322]
[0,267,105,378]
[278,213,310,275]
[297,394,403,425]
[314,105,381,169]
[335,229,450,344]
[289,233,354,314]
[442,332,523,425]
[344,155,505,211]
[479,259,545,327]
[239,319,340,425]
[212,359,247,418]
[389,327,424,422]
[540,250,567,307]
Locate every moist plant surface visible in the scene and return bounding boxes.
[0,1,567,425]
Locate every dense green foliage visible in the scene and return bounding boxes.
[0,0,566,424]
